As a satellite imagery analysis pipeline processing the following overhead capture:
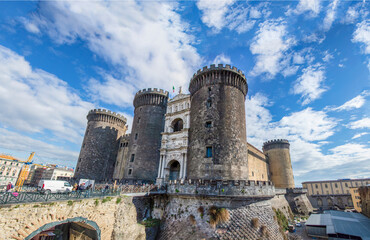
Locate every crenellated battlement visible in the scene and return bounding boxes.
[263,139,290,152]
[192,64,246,79]
[87,109,127,125]
[189,64,248,96]
[134,88,169,108]
[167,179,275,198]
[135,88,169,97]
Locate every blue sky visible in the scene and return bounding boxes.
[0,0,369,186]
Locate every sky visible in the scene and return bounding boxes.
[0,0,369,186]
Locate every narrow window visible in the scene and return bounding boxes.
[207,100,212,108]
[335,183,338,188]
[252,171,254,177]
[128,169,132,175]
[262,174,264,179]
[205,121,212,128]
[206,147,212,158]
[208,87,211,93]
[137,117,141,123]
[135,133,138,140]
[130,154,135,162]
[345,183,348,187]
[325,184,328,188]
[315,184,318,189]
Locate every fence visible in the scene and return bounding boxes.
[0,185,159,205]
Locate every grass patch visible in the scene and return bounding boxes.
[140,218,160,228]
[116,197,122,204]
[208,206,230,228]
[102,197,112,203]
[67,200,73,206]
[251,218,259,228]
[94,199,99,206]
[33,205,40,208]
[14,205,20,209]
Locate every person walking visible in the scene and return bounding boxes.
[6,182,13,192]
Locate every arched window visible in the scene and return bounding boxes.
[172,119,183,132]
[169,161,180,180]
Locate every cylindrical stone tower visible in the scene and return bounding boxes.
[187,64,249,180]
[74,109,127,182]
[263,139,295,188]
[124,88,168,182]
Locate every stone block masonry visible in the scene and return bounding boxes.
[74,109,128,181]
[124,88,169,182]
[0,196,147,240]
[188,64,249,180]
[153,195,284,240]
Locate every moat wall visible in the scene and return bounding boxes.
[153,195,285,240]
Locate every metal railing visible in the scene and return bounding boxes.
[0,185,160,205]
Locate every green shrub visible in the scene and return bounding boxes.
[94,199,99,206]
[116,198,122,204]
[175,189,179,193]
[67,200,73,206]
[102,197,112,203]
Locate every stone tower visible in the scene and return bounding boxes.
[187,64,249,180]
[124,88,169,182]
[74,109,127,181]
[263,139,295,188]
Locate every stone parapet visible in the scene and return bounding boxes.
[262,139,290,151]
[87,109,127,124]
[134,88,169,108]
[167,179,275,198]
[189,64,248,97]
[286,188,308,194]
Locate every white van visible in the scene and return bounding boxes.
[37,180,73,194]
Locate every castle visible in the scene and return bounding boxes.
[74,64,295,189]
[74,64,312,239]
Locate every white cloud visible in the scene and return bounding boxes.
[0,45,94,143]
[303,33,326,44]
[287,0,321,17]
[0,128,79,167]
[343,3,369,24]
[322,51,333,62]
[348,118,370,129]
[352,20,370,54]
[328,90,369,111]
[292,64,327,105]
[322,0,339,32]
[338,63,344,68]
[212,54,231,65]
[245,93,369,185]
[27,1,201,102]
[197,0,235,31]
[88,73,136,107]
[352,132,369,139]
[250,19,295,78]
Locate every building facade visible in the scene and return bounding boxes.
[302,178,370,209]
[156,93,190,185]
[349,187,362,212]
[0,157,23,187]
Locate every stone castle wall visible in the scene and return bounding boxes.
[153,195,284,240]
[247,143,269,182]
[75,109,127,181]
[124,89,168,181]
[113,134,130,180]
[263,140,295,188]
[187,65,249,180]
[0,196,146,240]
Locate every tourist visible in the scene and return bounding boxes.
[6,182,13,192]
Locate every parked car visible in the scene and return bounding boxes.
[37,180,73,194]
